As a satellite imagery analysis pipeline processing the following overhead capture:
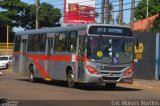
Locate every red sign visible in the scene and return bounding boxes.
[64,0,96,24]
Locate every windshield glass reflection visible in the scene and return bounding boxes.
[87,36,134,64]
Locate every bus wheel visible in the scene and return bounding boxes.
[105,83,116,90]
[67,70,76,88]
[29,66,36,83]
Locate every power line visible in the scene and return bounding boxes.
[2,0,159,26]
[40,0,141,8]
[16,7,137,22]
[16,0,160,23]
[42,1,141,14]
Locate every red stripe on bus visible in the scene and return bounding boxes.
[16,52,73,61]
[15,52,90,80]
[49,55,72,61]
[76,56,89,62]
[15,52,50,79]
[28,55,48,60]
[15,52,90,62]
[32,59,50,78]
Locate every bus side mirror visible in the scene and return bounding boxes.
[134,37,139,47]
[85,49,88,57]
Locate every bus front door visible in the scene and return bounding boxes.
[78,37,87,81]
[19,36,28,75]
[45,37,53,79]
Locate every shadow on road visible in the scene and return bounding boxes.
[17,79,143,92]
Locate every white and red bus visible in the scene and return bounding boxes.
[13,24,135,89]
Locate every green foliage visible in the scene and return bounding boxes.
[21,3,61,29]
[135,0,160,32]
[0,0,62,30]
[135,0,160,20]
[39,3,61,27]
[150,14,160,32]
[0,0,28,30]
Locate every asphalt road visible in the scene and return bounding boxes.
[0,68,160,106]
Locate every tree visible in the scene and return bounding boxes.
[0,0,28,42]
[0,0,62,42]
[135,0,160,20]
[150,14,160,32]
[0,0,62,30]
[0,0,28,30]
[21,3,62,29]
[105,3,113,24]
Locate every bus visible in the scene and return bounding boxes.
[13,24,135,89]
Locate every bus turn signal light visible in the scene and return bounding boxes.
[123,67,134,76]
[86,65,99,75]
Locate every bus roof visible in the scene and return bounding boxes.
[15,24,131,36]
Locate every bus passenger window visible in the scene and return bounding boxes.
[14,36,21,52]
[33,34,40,52]
[27,35,32,52]
[70,44,75,52]
[54,32,67,52]
[40,34,46,52]
[68,31,77,52]
[54,31,77,52]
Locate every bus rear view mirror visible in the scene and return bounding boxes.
[134,37,139,47]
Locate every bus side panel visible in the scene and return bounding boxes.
[13,54,20,74]
[19,39,28,75]
[51,53,67,80]
[13,35,21,74]
[35,59,45,78]
[13,37,28,75]
[28,53,45,78]
[51,54,77,81]
[64,59,78,81]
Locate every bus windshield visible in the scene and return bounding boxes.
[87,36,134,64]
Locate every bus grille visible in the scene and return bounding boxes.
[100,72,122,75]
[101,67,125,71]
[102,77,120,81]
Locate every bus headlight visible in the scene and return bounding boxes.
[86,65,99,75]
[123,67,134,76]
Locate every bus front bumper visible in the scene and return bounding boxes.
[84,74,133,84]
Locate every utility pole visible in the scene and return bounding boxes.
[101,0,105,23]
[146,0,149,31]
[119,0,123,25]
[111,6,114,25]
[130,0,135,29]
[147,0,148,19]
[7,25,9,53]
[106,0,110,24]
[35,0,40,29]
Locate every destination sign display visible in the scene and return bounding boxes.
[88,26,132,36]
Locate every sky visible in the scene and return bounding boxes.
[14,0,140,32]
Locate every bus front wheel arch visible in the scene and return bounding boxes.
[66,67,77,88]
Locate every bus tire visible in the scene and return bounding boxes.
[105,83,116,90]
[29,65,36,83]
[67,70,76,88]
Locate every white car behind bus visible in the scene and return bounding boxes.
[0,55,13,69]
